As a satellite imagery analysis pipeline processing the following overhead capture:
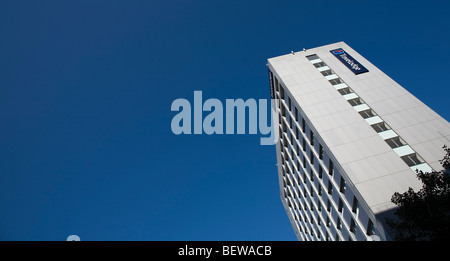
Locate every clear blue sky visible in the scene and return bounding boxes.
[0,0,449,240]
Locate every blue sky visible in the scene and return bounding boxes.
[0,0,449,240]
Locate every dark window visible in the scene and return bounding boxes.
[371,122,390,133]
[327,181,333,195]
[337,217,342,230]
[310,151,314,165]
[302,119,306,133]
[338,198,343,213]
[328,160,334,176]
[310,130,314,146]
[352,196,359,214]
[350,219,356,233]
[281,103,286,117]
[340,177,346,193]
[385,136,406,149]
[401,153,423,167]
[348,97,363,106]
[338,87,353,95]
[275,77,279,92]
[367,220,375,236]
[329,78,344,85]
[321,69,334,76]
[359,109,376,119]
[302,138,306,152]
[319,144,324,160]
[306,54,319,61]
[313,61,326,68]
[318,166,323,179]
[295,107,299,121]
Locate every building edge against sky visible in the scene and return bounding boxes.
[267,41,450,241]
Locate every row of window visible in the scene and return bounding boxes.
[306,54,428,169]
[274,85,375,241]
[281,154,368,241]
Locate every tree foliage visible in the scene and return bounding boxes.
[386,146,450,241]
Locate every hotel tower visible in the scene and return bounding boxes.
[267,42,450,241]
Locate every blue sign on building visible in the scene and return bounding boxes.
[330,48,368,75]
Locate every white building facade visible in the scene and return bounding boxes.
[267,42,450,241]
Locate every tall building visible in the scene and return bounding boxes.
[267,42,450,241]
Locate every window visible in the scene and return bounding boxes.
[306,54,319,61]
[313,61,326,68]
[280,86,285,99]
[275,77,279,92]
[338,87,353,95]
[347,97,364,106]
[281,103,286,117]
[288,97,292,111]
[337,217,342,230]
[350,218,357,233]
[328,160,334,176]
[326,216,330,227]
[295,107,298,121]
[318,185,322,196]
[359,109,376,119]
[310,130,314,146]
[321,69,334,76]
[401,153,424,167]
[310,168,314,182]
[327,181,333,195]
[302,118,306,133]
[310,151,314,165]
[319,144,324,160]
[302,138,306,152]
[338,198,343,213]
[329,78,344,85]
[339,177,346,193]
[352,196,359,214]
[326,199,331,212]
[318,166,323,179]
[335,233,341,241]
[371,122,390,133]
[367,219,375,236]
[385,136,406,149]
